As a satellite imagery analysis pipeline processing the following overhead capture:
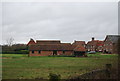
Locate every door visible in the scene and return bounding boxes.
[53,50,57,55]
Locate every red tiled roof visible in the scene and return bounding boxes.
[72,41,85,45]
[28,39,87,52]
[29,43,73,51]
[74,45,86,51]
[27,39,36,46]
[36,40,61,44]
[87,40,103,46]
[72,41,86,49]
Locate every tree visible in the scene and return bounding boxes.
[6,37,14,46]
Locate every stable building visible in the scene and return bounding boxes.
[27,39,86,57]
[29,43,73,56]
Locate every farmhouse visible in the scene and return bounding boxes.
[87,37,104,52]
[103,35,120,54]
[27,39,86,57]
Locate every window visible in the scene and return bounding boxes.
[32,51,34,54]
[38,51,41,54]
[84,45,86,47]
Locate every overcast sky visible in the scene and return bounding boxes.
[1,2,118,44]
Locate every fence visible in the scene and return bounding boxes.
[67,64,118,80]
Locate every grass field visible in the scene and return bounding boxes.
[2,53,118,79]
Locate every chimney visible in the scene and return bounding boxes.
[73,40,76,43]
[92,37,95,41]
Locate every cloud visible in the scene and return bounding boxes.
[2,2,118,44]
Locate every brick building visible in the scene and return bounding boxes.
[87,37,104,52]
[103,35,120,54]
[72,41,87,57]
[27,39,86,57]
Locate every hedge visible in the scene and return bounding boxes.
[2,50,29,54]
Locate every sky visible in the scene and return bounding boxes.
[1,1,118,44]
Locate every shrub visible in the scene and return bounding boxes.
[2,50,29,54]
[49,73,61,81]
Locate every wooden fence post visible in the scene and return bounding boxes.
[105,64,112,78]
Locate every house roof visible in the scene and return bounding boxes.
[29,43,73,51]
[27,38,36,46]
[73,45,86,51]
[87,40,103,46]
[28,39,86,52]
[87,40,98,45]
[72,41,85,45]
[36,40,61,44]
[72,41,86,49]
[71,41,86,51]
[105,35,120,43]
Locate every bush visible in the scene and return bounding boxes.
[49,73,61,81]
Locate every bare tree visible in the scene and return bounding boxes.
[6,37,14,46]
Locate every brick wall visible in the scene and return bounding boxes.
[29,51,53,56]
[112,43,118,54]
[87,45,97,51]
[103,41,113,53]
[97,46,103,52]
[29,50,73,56]
[64,51,73,55]
[57,51,63,55]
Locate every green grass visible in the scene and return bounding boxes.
[2,53,118,79]
[2,54,28,57]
